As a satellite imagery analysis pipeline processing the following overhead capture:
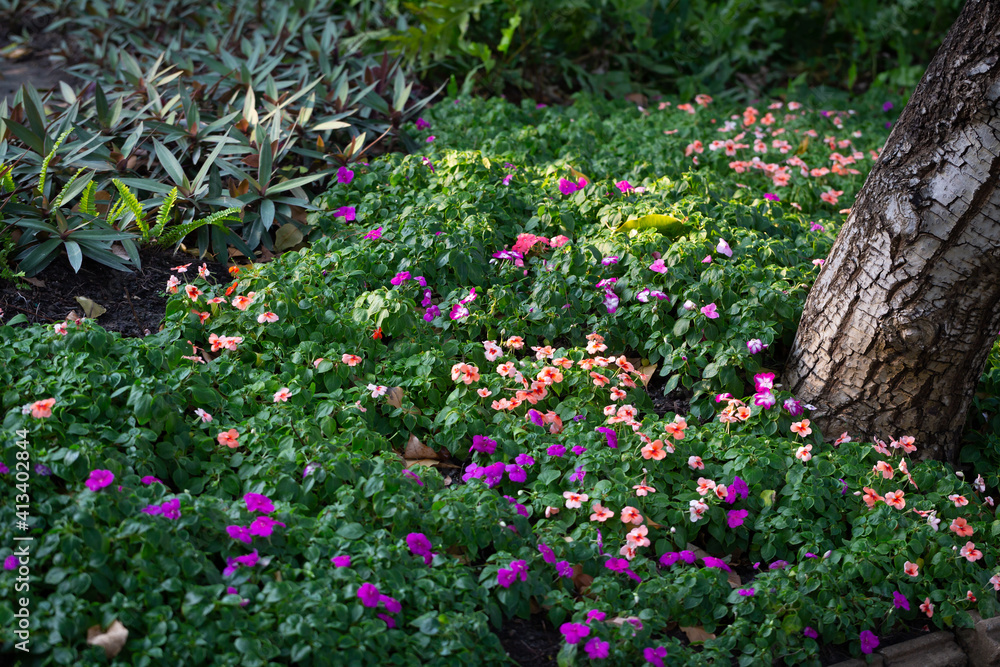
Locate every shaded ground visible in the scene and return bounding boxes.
[0,247,229,337]
[0,19,79,105]
[498,615,560,666]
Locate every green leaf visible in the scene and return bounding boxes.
[65,241,83,273]
[153,139,188,188]
[336,523,365,540]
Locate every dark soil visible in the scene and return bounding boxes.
[645,369,693,418]
[0,247,230,337]
[498,615,561,666]
[819,618,934,665]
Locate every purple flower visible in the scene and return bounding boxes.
[406,533,434,565]
[223,557,240,577]
[249,515,286,537]
[603,289,620,314]
[702,556,732,571]
[358,583,381,608]
[644,646,668,666]
[334,206,356,221]
[244,493,274,513]
[768,560,788,570]
[538,543,556,564]
[753,391,776,409]
[586,610,606,624]
[470,435,497,455]
[746,339,766,354]
[615,180,634,194]
[649,258,667,274]
[727,509,749,528]
[601,256,619,266]
[505,464,527,484]
[423,305,441,321]
[764,193,780,202]
[804,627,818,639]
[717,239,733,257]
[234,550,259,568]
[0,463,8,474]
[571,445,587,456]
[502,174,513,186]
[547,444,566,458]
[560,622,590,645]
[331,555,351,568]
[556,560,573,577]
[377,613,396,628]
[893,591,910,611]
[415,118,430,130]
[159,498,181,520]
[85,469,114,492]
[426,135,435,143]
[5,555,21,570]
[595,426,618,449]
[482,461,505,487]
[730,476,749,501]
[403,469,424,486]
[783,398,804,416]
[515,453,535,466]
[860,630,879,654]
[337,166,354,184]
[840,478,849,495]
[390,271,411,286]
[584,637,610,659]
[605,558,630,572]
[141,475,161,485]
[882,101,894,112]
[527,409,544,427]
[738,588,755,597]
[302,462,319,478]
[570,466,586,483]
[226,525,253,544]
[700,303,719,319]
[363,227,382,240]
[810,222,825,232]
[141,504,163,516]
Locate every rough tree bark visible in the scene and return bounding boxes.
[783,0,1000,462]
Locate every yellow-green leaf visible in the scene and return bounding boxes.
[617,213,687,237]
[74,297,107,319]
[273,223,304,252]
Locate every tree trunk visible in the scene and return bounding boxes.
[783,0,1000,462]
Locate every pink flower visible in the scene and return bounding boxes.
[702,255,712,263]
[334,206,356,221]
[273,387,292,403]
[903,561,919,577]
[960,541,983,562]
[331,555,351,568]
[716,239,732,257]
[85,469,114,491]
[337,166,354,184]
[920,598,934,618]
[700,303,719,319]
[649,258,667,273]
[30,398,56,419]
[195,408,213,422]
[244,493,275,513]
[363,227,382,240]
[551,235,571,248]
[257,311,279,323]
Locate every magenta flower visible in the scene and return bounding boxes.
[358,583,381,608]
[538,543,556,564]
[470,435,497,455]
[558,178,587,195]
[426,135,435,143]
[571,445,586,456]
[702,556,732,571]
[505,464,527,483]
[406,533,435,565]
[753,391,776,409]
[615,180,634,193]
[159,498,181,520]
[244,493,274,513]
[860,630,879,654]
[892,591,910,610]
[764,193,780,201]
[700,303,719,319]
[644,646,668,666]
[333,206,356,221]
[882,101,894,112]
[516,453,535,466]
[390,271,411,286]
[141,476,161,485]
[380,594,402,614]
[331,555,351,568]
[603,289,620,314]
[586,610,606,624]
[226,525,253,544]
[560,622,591,645]
[595,426,618,449]
[337,166,354,184]
[527,409,544,427]
[738,588,755,597]
[784,398,804,416]
[702,255,712,263]
[547,444,566,458]
[649,258,667,273]
[415,117,430,130]
[450,303,470,320]
[725,476,750,503]
[234,550,259,568]
[605,558,630,572]
[570,466,587,483]
[746,339,766,354]
[804,627,818,639]
[363,227,382,240]
[5,555,20,570]
[584,637,610,659]
[249,515,286,537]
[602,256,619,266]
[727,509,749,528]
[556,560,573,577]
[85,469,114,492]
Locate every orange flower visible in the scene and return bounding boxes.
[372,327,383,340]
[590,372,610,387]
[641,439,666,460]
[217,429,240,448]
[552,357,574,370]
[861,487,883,509]
[620,506,643,525]
[790,419,812,436]
[884,490,906,510]
[30,398,56,419]
[949,517,974,537]
[224,281,238,297]
[228,265,241,275]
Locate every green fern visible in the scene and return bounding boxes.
[80,182,97,217]
[0,164,14,193]
[111,179,148,239]
[150,187,179,239]
[54,168,87,207]
[159,207,241,247]
[37,127,74,196]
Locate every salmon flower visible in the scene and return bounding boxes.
[590,372,610,387]
[620,506,643,525]
[960,542,983,562]
[884,490,905,510]
[903,561,919,577]
[590,503,614,522]
[218,429,240,448]
[342,354,363,367]
[563,491,589,509]
[790,419,812,436]
[641,440,666,460]
[232,293,256,311]
[949,517,974,537]
[30,398,56,419]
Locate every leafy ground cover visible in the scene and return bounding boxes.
[2,93,1000,666]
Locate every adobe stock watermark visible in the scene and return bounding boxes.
[9,427,32,652]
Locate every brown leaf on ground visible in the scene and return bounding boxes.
[75,296,107,319]
[22,276,45,287]
[86,620,128,658]
[385,387,405,409]
[404,434,440,460]
[638,363,658,387]
[571,565,593,596]
[403,458,441,469]
[680,626,716,644]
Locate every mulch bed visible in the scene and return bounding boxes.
[0,247,230,337]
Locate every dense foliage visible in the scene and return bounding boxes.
[2,93,999,665]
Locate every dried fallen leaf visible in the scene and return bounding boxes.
[86,619,128,658]
[75,297,107,319]
[273,223,304,252]
[680,626,716,644]
[639,363,658,388]
[22,276,45,288]
[404,459,441,469]
[571,564,593,596]
[727,570,742,588]
[65,310,82,323]
[385,387,405,409]
[404,434,440,460]
[608,616,642,627]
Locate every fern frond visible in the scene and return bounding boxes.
[112,178,148,238]
[158,207,241,247]
[0,164,14,193]
[80,182,97,216]
[54,168,87,207]
[38,127,74,196]
[150,187,179,239]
